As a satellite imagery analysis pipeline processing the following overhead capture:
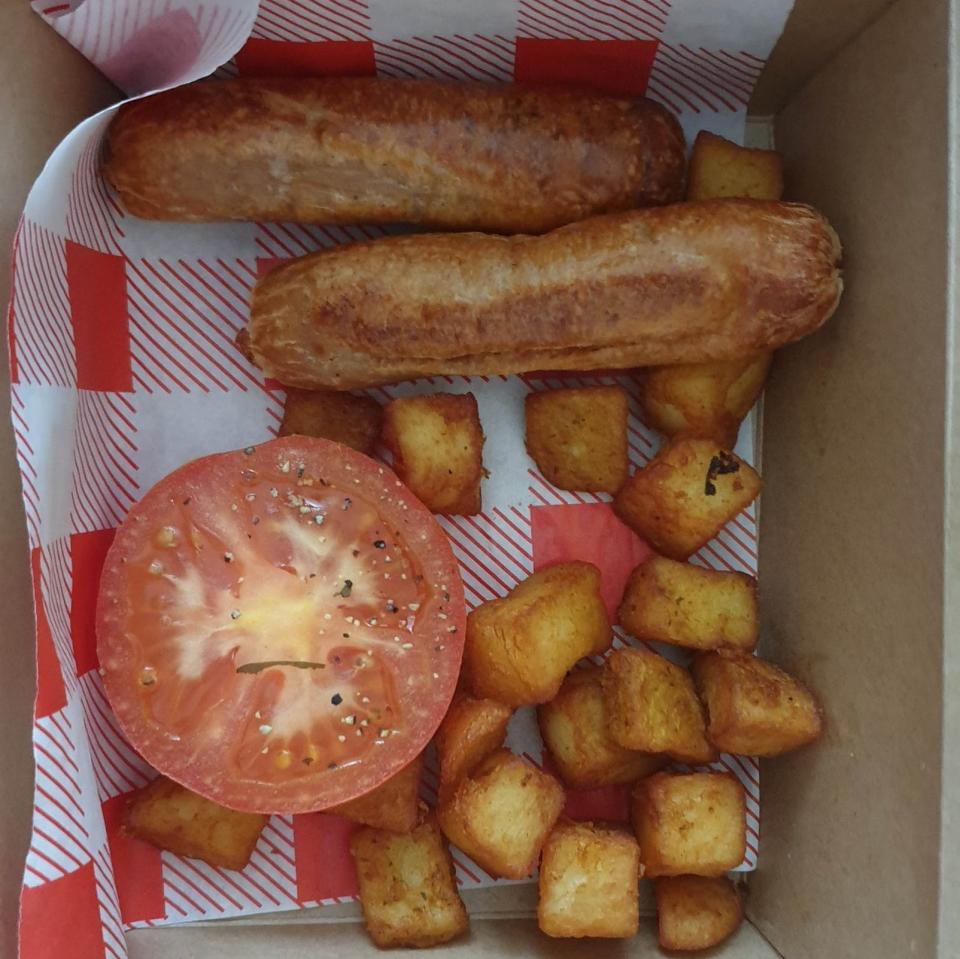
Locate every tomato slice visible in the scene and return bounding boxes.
[97,437,466,814]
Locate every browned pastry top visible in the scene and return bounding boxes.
[104,77,685,232]
[246,199,843,389]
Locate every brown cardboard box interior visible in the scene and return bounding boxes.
[754,0,949,956]
[0,0,954,956]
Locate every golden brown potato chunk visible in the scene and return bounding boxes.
[619,556,758,653]
[463,562,611,706]
[436,696,513,786]
[614,438,761,560]
[656,875,743,951]
[639,354,772,449]
[437,749,565,879]
[122,776,266,870]
[693,651,823,756]
[328,754,423,832]
[525,386,629,493]
[350,811,468,948]
[382,392,484,514]
[279,387,383,455]
[538,666,666,789]
[686,131,784,202]
[538,820,641,939]
[602,646,715,764]
[632,772,746,877]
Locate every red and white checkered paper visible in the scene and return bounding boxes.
[13,0,791,955]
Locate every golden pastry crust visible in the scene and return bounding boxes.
[245,199,843,390]
[104,77,685,232]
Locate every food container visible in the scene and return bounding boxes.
[0,0,956,956]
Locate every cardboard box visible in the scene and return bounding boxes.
[1,0,958,956]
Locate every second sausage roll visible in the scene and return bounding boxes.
[244,199,843,390]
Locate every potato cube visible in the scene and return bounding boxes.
[693,651,823,756]
[639,353,772,448]
[538,666,666,789]
[122,776,266,870]
[279,388,383,455]
[656,875,743,951]
[436,696,513,786]
[464,562,611,706]
[350,812,468,948]
[632,772,746,877]
[687,131,784,201]
[602,647,715,764]
[437,749,565,879]
[382,393,484,514]
[525,386,629,493]
[328,754,423,832]
[614,438,761,560]
[619,556,758,653]
[538,820,641,939]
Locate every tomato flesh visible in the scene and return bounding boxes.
[97,437,465,814]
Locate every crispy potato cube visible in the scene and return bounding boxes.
[350,812,468,948]
[382,393,484,514]
[614,438,761,560]
[329,754,423,832]
[602,647,714,763]
[619,556,758,653]
[464,562,611,706]
[122,776,266,870]
[632,772,746,877]
[640,353,772,448]
[687,131,784,202]
[437,749,565,879]
[525,386,629,493]
[436,696,513,786]
[538,666,666,789]
[538,820,641,939]
[279,388,383,455]
[693,651,823,756]
[656,875,743,951]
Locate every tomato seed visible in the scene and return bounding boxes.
[155,526,178,548]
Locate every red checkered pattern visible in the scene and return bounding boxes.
[14,0,790,954]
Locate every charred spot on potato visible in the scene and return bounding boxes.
[705,451,740,495]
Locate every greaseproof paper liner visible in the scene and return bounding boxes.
[13,1,789,955]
